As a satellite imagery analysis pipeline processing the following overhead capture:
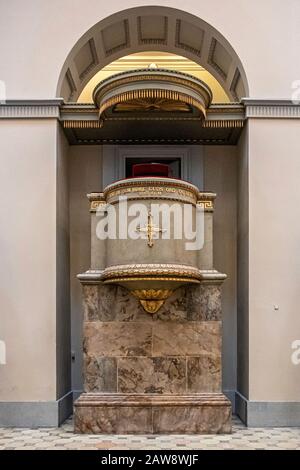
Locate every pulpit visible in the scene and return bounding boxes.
[74,175,232,434]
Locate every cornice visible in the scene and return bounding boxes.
[1,99,299,121]
[77,270,104,284]
[242,99,300,118]
[0,99,63,119]
[199,270,227,283]
[77,267,227,286]
[101,263,202,282]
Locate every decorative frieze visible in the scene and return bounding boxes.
[203,119,244,128]
[87,192,106,212]
[197,192,216,212]
[2,100,299,121]
[242,99,300,118]
[0,100,63,119]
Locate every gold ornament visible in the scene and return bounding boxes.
[132,289,173,314]
[135,210,166,247]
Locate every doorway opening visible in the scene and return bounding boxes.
[125,156,181,179]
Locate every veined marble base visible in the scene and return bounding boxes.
[74,393,232,434]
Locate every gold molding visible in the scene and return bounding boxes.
[102,263,202,282]
[90,201,106,212]
[109,195,197,206]
[99,88,206,119]
[88,188,217,212]
[103,276,200,284]
[208,105,244,114]
[104,116,201,121]
[197,192,216,212]
[132,289,173,299]
[60,106,97,114]
[113,97,191,113]
[62,117,244,129]
[203,119,244,128]
[139,300,164,313]
[87,192,106,212]
[94,72,212,105]
[132,288,173,314]
[104,178,199,203]
[197,200,214,211]
[63,120,102,129]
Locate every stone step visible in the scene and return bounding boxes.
[74,393,232,434]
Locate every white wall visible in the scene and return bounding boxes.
[248,119,300,401]
[0,1,299,99]
[0,120,57,401]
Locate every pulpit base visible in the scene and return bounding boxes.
[74,393,232,434]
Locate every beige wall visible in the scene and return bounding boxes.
[248,119,300,401]
[69,145,102,392]
[0,1,299,99]
[204,146,237,392]
[0,120,57,401]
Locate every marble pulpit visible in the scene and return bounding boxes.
[74,176,232,434]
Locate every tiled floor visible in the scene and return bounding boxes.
[0,416,299,450]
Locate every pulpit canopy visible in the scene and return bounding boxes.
[93,68,213,126]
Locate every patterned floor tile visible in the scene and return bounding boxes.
[0,416,299,450]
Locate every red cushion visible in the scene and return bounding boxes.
[132,163,170,177]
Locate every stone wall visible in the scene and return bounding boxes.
[75,281,231,433]
[82,284,222,396]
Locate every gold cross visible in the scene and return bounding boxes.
[136,210,166,247]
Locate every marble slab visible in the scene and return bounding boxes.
[187,355,221,393]
[187,285,222,321]
[152,287,188,322]
[78,280,228,434]
[84,356,117,393]
[152,321,221,356]
[82,284,222,323]
[82,284,117,322]
[114,286,150,322]
[118,357,186,394]
[82,284,189,322]
[153,404,231,434]
[83,322,152,357]
[75,405,152,434]
[74,393,232,434]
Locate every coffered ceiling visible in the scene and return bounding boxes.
[58,6,248,103]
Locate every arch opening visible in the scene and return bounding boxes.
[78,51,230,104]
[57,6,249,103]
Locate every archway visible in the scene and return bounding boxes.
[57,6,249,102]
[58,5,249,420]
